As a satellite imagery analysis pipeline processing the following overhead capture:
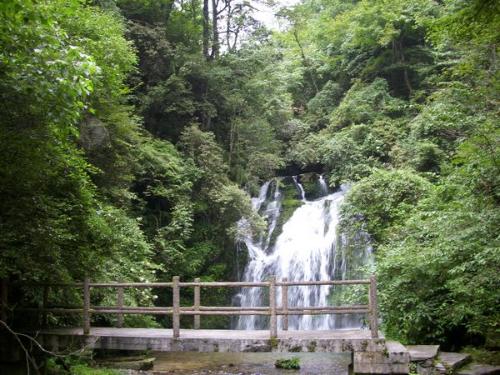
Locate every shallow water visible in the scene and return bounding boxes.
[152,352,352,375]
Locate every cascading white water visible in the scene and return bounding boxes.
[235,176,373,330]
[318,175,329,195]
[292,175,306,202]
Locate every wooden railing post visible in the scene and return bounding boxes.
[193,278,200,329]
[1,278,7,322]
[269,276,277,338]
[172,276,180,338]
[281,277,288,331]
[116,286,124,328]
[83,277,90,335]
[369,274,379,338]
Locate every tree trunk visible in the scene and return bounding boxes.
[293,29,318,94]
[399,40,413,97]
[163,0,175,25]
[226,2,232,51]
[203,0,210,59]
[211,0,220,59]
[393,39,413,97]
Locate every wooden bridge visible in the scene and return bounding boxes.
[11,276,379,339]
[3,276,410,373]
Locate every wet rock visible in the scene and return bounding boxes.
[242,343,271,352]
[407,345,440,362]
[437,352,471,373]
[298,173,323,200]
[456,363,500,375]
[98,356,155,371]
[406,345,440,375]
[354,341,409,374]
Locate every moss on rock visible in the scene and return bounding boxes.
[267,178,303,249]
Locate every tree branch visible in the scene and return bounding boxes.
[0,320,98,375]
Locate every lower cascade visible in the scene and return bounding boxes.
[234,175,373,331]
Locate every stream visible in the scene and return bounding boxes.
[151,352,352,374]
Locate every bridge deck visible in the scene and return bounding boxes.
[39,327,385,353]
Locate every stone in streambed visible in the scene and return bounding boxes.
[437,352,471,373]
[456,363,500,375]
[406,345,440,362]
[354,341,410,374]
[98,356,155,371]
[406,345,440,375]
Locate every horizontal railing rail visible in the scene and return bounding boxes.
[8,276,379,339]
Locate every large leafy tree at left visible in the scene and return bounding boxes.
[0,0,164,324]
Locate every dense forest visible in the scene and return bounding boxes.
[0,0,498,364]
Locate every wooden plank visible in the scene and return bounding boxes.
[181,310,269,316]
[94,306,170,312]
[194,278,200,329]
[277,309,370,315]
[269,276,277,338]
[180,281,268,288]
[29,304,367,313]
[172,276,180,338]
[91,282,173,288]
[83,277,90,335]
[94,309,172,315]
[116,286,124,328]
[20,307,369,316]
[281,277,288,331]
[277,280,370,286]
[369,274,379,338]
[19,308,84,313]
[286,305,368,311]
[22,283,84,288]
[185,306,268,311]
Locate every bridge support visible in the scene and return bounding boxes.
[193,278,200,329]
[172,276,180,338]
[269,276,277,338]
[281,277,288,331]
[116,285,124,328]
[369,275,379,338]
[83,277,90,335]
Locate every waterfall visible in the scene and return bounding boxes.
[292,175,306,202]
[234,176,373,330]
[319,174,329,195]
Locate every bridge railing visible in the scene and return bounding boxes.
[9,276,379,339]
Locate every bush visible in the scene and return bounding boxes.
[340,169,432,243]
[275,357,301,369]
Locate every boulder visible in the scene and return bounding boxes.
[406,345,440,375]
[354,341,409,374]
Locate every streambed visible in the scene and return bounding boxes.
[151,352,352,374]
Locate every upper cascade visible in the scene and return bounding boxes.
[234,174,373,330]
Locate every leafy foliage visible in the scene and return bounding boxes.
[275,357,301,369]
[281,0,499,348]
[0,0,498,353]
